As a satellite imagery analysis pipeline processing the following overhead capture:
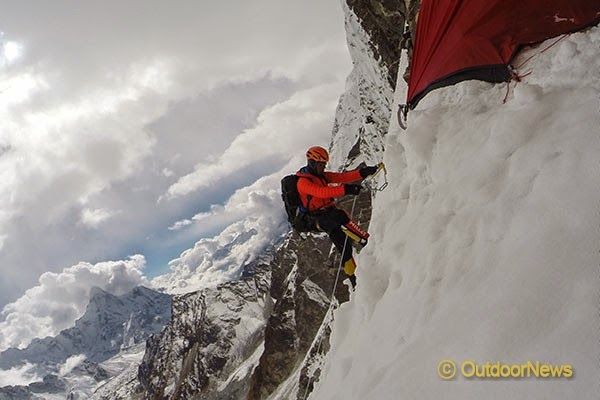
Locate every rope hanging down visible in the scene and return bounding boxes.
[301,163,388,399]
[301,194,358,400]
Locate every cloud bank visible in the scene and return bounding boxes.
[0,0,351,310]
[0,256,148,351]
[164,83,342,200]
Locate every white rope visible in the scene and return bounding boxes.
[301,194,359,400]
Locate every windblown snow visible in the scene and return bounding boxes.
[310,26,599,400]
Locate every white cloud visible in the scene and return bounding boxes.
[153,212,286,294]
[80,208,119,229]
[0,255,148,351]
[164,83,341,200]
[0,362,42,387]
[154,159,305,294]
[168,219,192,231]
[1,63,163,223]
[0,71,47,106]
[0,0,351,311]
[59,354,87,376]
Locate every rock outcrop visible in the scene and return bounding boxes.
[247,226,351,399]
[245,1,410,398]
[137,262,272,399]
[101,1,418,396]
[346,0,407,88]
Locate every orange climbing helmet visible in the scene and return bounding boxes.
[306,146,329,163]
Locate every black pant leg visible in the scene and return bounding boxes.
[315,208,349,231]
[316,208,353,263]
[329,228,354,263]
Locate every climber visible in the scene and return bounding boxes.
[295,146,378,288]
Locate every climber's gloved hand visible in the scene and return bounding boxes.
[359,165,379,178]
[344,184,362,195]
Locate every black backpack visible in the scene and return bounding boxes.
[281,175,314,232]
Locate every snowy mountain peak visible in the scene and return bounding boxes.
[153,219,282,295]
[88,285,109,299]
[0,285,171,398]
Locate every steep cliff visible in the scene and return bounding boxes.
[135,261,271,400]
[345,0,406,88]
[246,1,405,399]
[97,1,410,398]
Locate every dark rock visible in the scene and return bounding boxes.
[0,386,43,400]
[347,0,407,88]
[138,263,272,399]
[247,191,372,400]
[28,374,66,394]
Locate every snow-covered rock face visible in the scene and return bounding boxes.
[311,24,600,400]
[0,286,171,399]
[346,0,406,88]
[247,231,351,400]
[138,263,271,399]
[153,220,285,295]
[245,4,406,399]
[327,2,398,171]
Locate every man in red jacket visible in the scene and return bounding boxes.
[296,146,378,288]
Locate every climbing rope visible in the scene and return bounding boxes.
[301,194,359,400]
[515,33,570,70]
[300,162,389,399]
[503,33,570,103]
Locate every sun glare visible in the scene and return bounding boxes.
[3,41,23,63]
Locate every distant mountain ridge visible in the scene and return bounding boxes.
[0,286,171,369]
[0,286,171,399]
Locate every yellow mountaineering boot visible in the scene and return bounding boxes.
[344,257,357,289]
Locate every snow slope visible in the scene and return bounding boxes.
[311,26,599,400]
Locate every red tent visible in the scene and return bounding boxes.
[406,0,600,109]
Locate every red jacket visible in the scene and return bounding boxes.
[296,167,362,211]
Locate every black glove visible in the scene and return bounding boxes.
[344,184,362,195]
[359,165,379,178]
